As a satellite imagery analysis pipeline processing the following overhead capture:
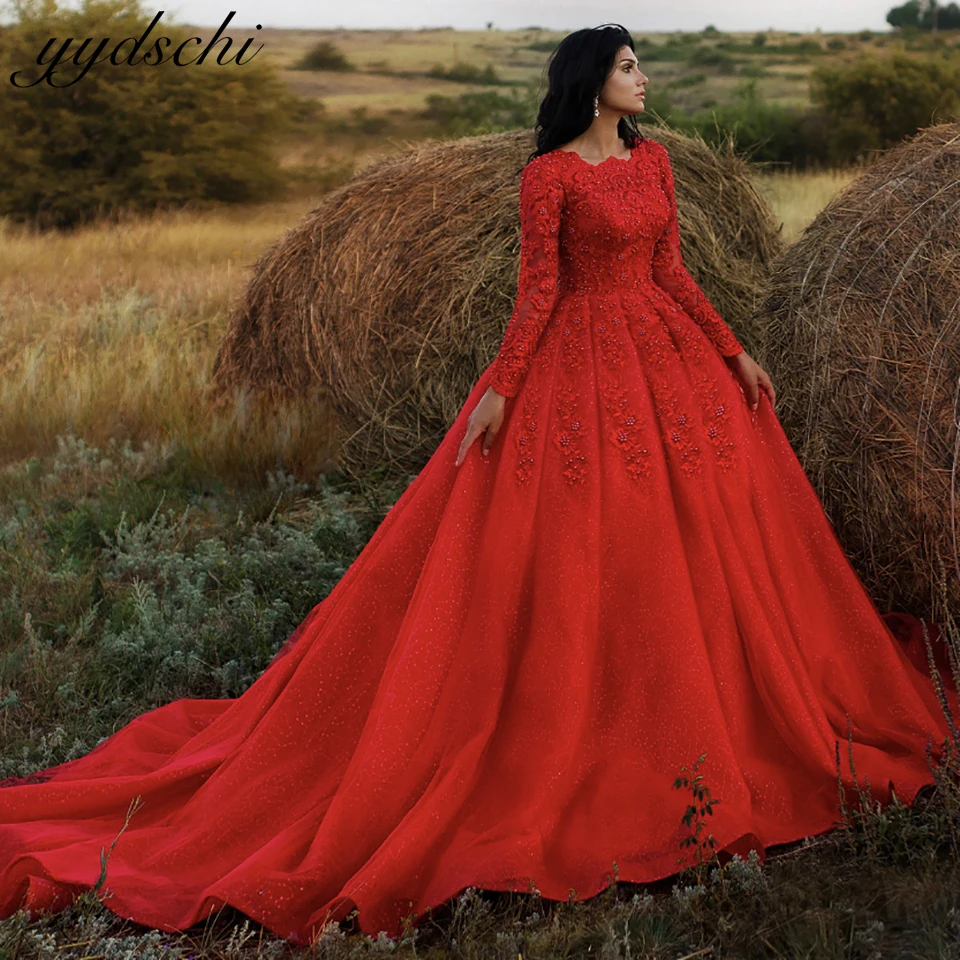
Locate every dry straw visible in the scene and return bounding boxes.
[211,125,783,483]
[760,121,960,622]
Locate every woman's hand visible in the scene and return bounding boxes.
[725,350,776,411]
[455,387,507,467]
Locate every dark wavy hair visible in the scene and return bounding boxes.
[518,24,646,175]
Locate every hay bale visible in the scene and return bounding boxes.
[759,121,960,621]
[212,126,783,483]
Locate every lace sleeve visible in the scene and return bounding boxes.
[488,158,564,398]
[650,142,745,359]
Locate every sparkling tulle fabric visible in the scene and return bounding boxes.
[0,138,956,945]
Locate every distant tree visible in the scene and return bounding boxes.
[0,0,299,229]
[887,0,921,27]
[885,0,955,28]
[293,40,355,71]
[938,1,960,26]
[918,0,940,28]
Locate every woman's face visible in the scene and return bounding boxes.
[600,44,648,115]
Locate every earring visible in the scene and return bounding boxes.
[593,94,600,117]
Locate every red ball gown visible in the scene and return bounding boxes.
[1,136,956,944]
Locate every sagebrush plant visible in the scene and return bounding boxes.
[0,432,408,777]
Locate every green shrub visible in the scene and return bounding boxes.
[688,46,738,72]
[667,72,707,89]
[638,43,695,62]
[680,78,823,166]
[419,86,538,136]
[426,61,503,85]
[0,0,301,230]
[0,433,392,757]
[526,39,560,52]
[293,39,355,71]
[809,51,960,161]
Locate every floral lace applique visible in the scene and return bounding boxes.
[553,314,588,486]
[630,307,678,372]
[663,299,712,369]
[512,321,563,485]
[693,372,738,471]
[665,303,740,473]
[649,376,704,478]
[489,157,564,398]
[648,141,745,360]
[514,378,541,485]
[596,310,651,481]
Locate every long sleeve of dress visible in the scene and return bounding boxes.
[487,159,564,398]
[649,142,745,359]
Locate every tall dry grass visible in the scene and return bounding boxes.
[0,202,343,486]
[0,165,851,485]
[753,163,861,242]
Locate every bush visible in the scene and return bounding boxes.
[680,78,824,167]
[668,72,708,89]
[0,0,301,230]
[809,51,960,162]
[419,86,538,136]
[292,39,355,71]
[688,46,738,72]
[0,434,398,756]
[426,61,503,85]
[526,39,560,52]
[639,43,696,62]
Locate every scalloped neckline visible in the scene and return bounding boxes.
[556,143,638,168]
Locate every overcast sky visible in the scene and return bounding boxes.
[159,1,896,33]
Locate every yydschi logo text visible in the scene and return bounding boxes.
[10,10,263,88]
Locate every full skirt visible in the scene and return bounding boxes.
[0,284,956,943]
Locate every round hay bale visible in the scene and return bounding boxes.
[211,125,783,484]
[759,121,960,622]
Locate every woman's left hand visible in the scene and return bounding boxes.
[725,350,776,411]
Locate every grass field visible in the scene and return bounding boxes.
[261,25,913,114]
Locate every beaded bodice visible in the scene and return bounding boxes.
[488,137,744,398]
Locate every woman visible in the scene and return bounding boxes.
[0,24,955,946]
